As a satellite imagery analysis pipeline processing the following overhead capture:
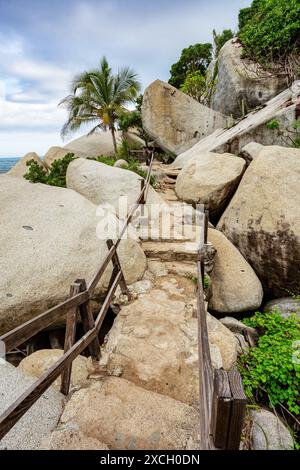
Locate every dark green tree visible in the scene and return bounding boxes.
[238,0,300,64]
[169,43,213,89]
[118,95,152,148]
[213,29,234,57]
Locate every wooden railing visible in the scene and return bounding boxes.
[0,154,154,441]
[0,153,246,449]
[197,211,247,450]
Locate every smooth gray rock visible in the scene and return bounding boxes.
[0,175,146,334]
[210,38,287,118]
[0,360,64,450]
[264,297,300,318]
[250,409,294,450]
[218,145,300,298]
[142,79,228,155]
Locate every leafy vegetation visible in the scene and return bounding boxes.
[213,29,234,57]
[180,71,216,105]
[24,152,157,189]
[118,95,152,148]
[238,0,300,67]
[266,118,300,148]
[239,311,300,416]
[24,153,76,187]
[89,154,157,187]
[59,57,141,153]
[169,43,213,89]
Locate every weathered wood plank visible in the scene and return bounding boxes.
[211,369,232,449]
[197,256,214,450]
[0,327,97,440]
[87,245,116,294]
[227,367,247,450]
[106,239,130,298]
[94,271,121,334]
[77,279,100,361]
[0,290,89,352]
[60,281,81,395]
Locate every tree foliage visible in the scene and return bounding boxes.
[118,96,152,148]
[180,71,216,105]
[213,29,234,57]
[169,43,213,89]
[238,0,300,65]
[59,57,141,153]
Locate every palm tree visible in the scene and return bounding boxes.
[59,57,141,154]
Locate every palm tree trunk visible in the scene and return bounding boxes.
[110,126,118,154]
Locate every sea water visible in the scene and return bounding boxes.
[0,157,20,174]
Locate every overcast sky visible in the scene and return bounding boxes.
[0,0,251,157]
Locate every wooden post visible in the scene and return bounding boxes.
[60,281,81,395]
[106,239,130,298]
[201,209,209,286]
[211,369,232,449]
[211,367,247,450]
[140,178,145,205]
[77,279,101,361]
[226,368,247,450]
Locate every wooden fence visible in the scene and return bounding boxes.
[0,153,246,449]
[197,211,247,450]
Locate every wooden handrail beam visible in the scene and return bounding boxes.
[1,290,89,353]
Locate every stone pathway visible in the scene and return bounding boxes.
[42,167,238,450]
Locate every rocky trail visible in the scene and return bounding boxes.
[20,169,237,451]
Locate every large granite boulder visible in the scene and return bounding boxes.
[66,158,163,213]
[173,81,300,168]
[44,146,88,168]
[8,152,46,177]
[250,408,294,450]
[41,429,109,450]
[210,38,287,118]
[175,152,245,218]
[208,229,263,313]
[64,131,143,158]
[0,175,146,334]
[142,79,228,155]
[18,349,90,391]
[217,145,300,297]
[57,376,200,450]
[263,297,300,319]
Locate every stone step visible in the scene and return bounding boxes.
[44,376,200,450]
[142,240,198,261]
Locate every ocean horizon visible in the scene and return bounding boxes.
[0,157,21,174]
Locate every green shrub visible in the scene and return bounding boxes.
[24,153,75,187]
[120,158,157,188]
[90,155,117,166]
[238,0,300,66]
[239,311,300,415]
[24,160,48,184]
[89,154,157,187]
[266,118,280,130]
[266,118,300,148]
